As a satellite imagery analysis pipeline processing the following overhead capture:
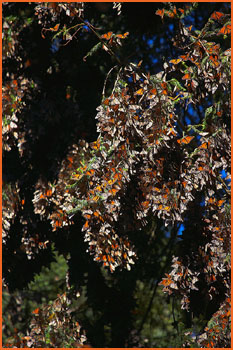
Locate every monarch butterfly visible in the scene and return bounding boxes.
[135,88,144,95]
[207,44,220,54]
[155,9,165,18]
[86,169,95,176]
[180,54,189,61]
[67,156,73,163]
[101,32,113,40]
[177,136,194,144]
[141,201,150,209]
[209,55,220,67]
[149,88,157,95]
[93,211,104,222]
[161,82,168,95]
[160,277,172,286]
[208,197,216,204]
[115,32,129,39]
[45,189,52,196]
[103,98,109,106]
[109,188,117,195]
[218,24,231,35]
[32,308,40,314]
[198,142,209,149]
[211,11,225,21]
[111,243,119,249]
[91,140,101,150]
[153,187,161,192]
[167,7,177,18]
[170,58,182,65]
[83,220,89,229]
[182,73,191,80]
[83,213,91,220]
[50,23,60,32]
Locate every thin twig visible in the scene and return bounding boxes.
[102,65,118,98]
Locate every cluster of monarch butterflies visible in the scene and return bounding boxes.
[2,75,31,155]
[8,12,228,342]
[155,11,231,340]
[2,182,21,242]
[35,2,85,25]
[21,293,87,348]
[32,19,230,274]
[32,7,230,275]
[160,188,230,307]
[198,297,231,347]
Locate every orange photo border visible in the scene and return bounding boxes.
[0,1,232,349]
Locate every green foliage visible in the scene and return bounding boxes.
[2,248,68,347]
[28,248,68,302]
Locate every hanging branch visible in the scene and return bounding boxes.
[63,3,123,66]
